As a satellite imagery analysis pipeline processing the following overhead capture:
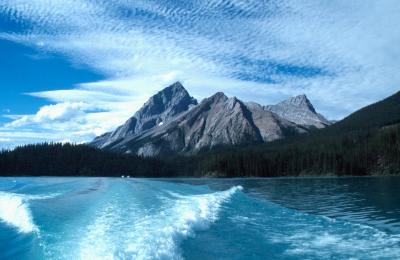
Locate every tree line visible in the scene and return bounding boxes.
[0,143,173,177]
[174,124,400,177]
[0,124,399,178]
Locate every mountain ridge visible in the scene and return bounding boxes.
[264,94,330,128]
[2,89,400,178]
[91,81,197,149]
[90,82,328,156]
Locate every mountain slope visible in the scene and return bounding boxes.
[245,101,307,141]
[265,94,331,128]
[91,82,197,149]
[105,92,307,156]
[2,90,399,178]
[180,90,400,177]
[90,82,331,156]
[327,91,400,132]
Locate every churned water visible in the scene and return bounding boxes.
[0,177,399,259]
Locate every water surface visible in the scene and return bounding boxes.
[0,177,399,259]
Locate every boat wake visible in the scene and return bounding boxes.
[2,178,400,260]
[78,185,243,259]
[0,192,59,234]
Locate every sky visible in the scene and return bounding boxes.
[0,0,400,149]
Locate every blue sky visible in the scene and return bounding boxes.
[1,0,400,148]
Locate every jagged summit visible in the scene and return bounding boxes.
[136,81,196,119]
[90,81,197,149]
[105,90,306,156]
[165,81,186,92]
[288,94,307,103]
[90,82,330,156]
[265,94,330,128]
[285,94,316,112]
[206,92,229,103]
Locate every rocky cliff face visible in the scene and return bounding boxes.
[265,94,331,128]
[90,83,327,156]
[91,82,197,149]
[245,101,308,142]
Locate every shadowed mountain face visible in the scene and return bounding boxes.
[90,82,326,156]
[326,91,400,132]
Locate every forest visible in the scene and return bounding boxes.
[177,91,400,177]
[0,123,399,177]
[0,143,173,177]
[1,91,400,177]
[175,123,400,177]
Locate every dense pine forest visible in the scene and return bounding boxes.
[0,143,173,177]
[0,123,399,177]
[1,91,400,178]
[177,123,400,177]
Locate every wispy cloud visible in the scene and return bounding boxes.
[1,0,400,148]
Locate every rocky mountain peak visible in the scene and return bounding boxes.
[91,83,331,155]
[90,81,197,149]
[159,81,187,99]
[265,94,330,128]
[169,81,184,89]
[284,94,316,113]
[136,81,197,119]
[207,92,228,103]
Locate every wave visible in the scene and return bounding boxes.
[126,185,243,259]
[170,185,243,230]
[0,192,38,234]
[283,225,400,259]
[263,206,400,259]
[79,185,243,259]
[0,192,59,234]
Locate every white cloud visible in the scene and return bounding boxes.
[6,102,89,127]
[1,0,400,146]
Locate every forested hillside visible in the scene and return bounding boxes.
[176,123,400,177]
[0,125,399,177]
[1,91,400,178]
[173,91,400,177]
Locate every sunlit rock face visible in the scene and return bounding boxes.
[91,83,328,156]
[90,81,197,149]
[265,94,331,129]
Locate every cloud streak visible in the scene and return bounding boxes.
[1,0,400,147]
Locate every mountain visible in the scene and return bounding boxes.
[265,94,331,128]
[2,90,400,178]
[102,92,307,156]
[91,82,197,149]
[326,91,400,132]
[90,82,330,156]
[184,90,400,177]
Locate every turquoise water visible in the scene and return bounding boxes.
[0,177,399,259]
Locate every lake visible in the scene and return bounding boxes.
[0,177,399,259]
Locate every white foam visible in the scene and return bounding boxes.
[79,185,243,260]
[0,192,38,233]
[79,203,118,260]
[24,193,61,200]
[283,222,400,259]
[125,185,243,259]
[0,191,59,234]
